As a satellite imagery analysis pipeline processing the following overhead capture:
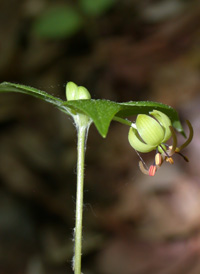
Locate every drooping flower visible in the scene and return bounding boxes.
[128,110,193,176]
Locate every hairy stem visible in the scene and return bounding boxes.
[74,122,88,274]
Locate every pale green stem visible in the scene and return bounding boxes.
[74,118,90,274]
[113,116,132,127]
[72,114,131,274]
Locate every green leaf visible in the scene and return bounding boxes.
[0,82,63,105]
[64,99,121,137]
[33,6,82,39]
[117,101,185,136]
[0,82,74,116]
[79,0,115,16]
[63,100,185,138]
[0,82,185,138]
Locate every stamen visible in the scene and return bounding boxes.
[135,149,150,175]
[139,161,149,175]
[149,165,157,176]
[134,149,149,170]
[155,152,163,166]
[166,157,174,164]
[169,126,177,156]
[175,151,189,162]
[159,144,170,158]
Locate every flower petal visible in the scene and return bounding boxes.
[176,120,193,152]
[128,127,156,153]
[136,114,165,146]
[150,110,172,142]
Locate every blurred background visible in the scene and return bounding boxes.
[0,0,200,273]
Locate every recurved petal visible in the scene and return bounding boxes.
[128,127,156,153]
[176,120,193,152]
[150,110,172,143]
[136,114,165,146]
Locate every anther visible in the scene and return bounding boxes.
[139,161,149,175]
[149,165,157,176]
[155,153,163,166]
[166,157,174,164]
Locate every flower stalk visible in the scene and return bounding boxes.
[73,123,87,274]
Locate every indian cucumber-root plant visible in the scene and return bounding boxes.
[0,81,193,274]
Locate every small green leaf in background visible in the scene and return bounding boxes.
[79,0,115,16]
[33,6,82,39]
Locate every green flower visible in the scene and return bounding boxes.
[128,110,193,176]
[128,110,172,153]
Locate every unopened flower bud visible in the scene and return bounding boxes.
[66,82,91,101]
[66,81,78,101]
[77,86,91,100]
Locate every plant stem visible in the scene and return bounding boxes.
[74,123,88,274]
[113,116,132,127]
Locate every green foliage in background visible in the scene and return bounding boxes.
[79,0,115,16]
[33,6,82,39]
[33,0,116,39]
